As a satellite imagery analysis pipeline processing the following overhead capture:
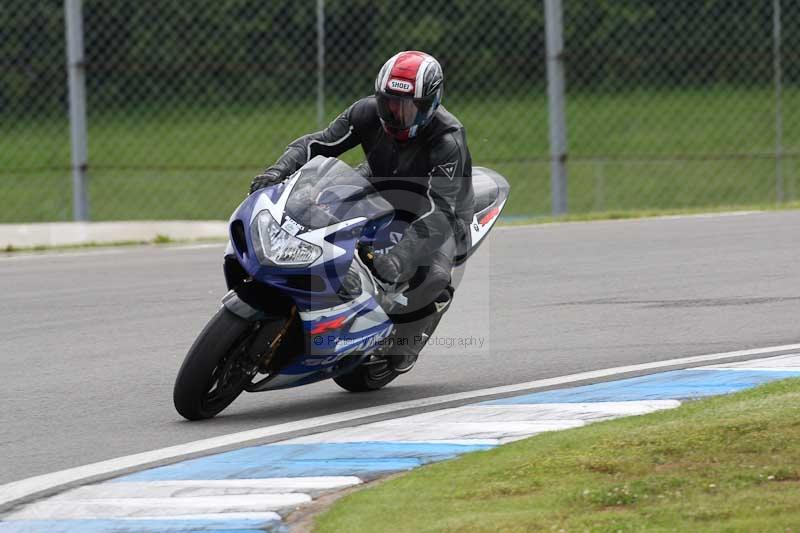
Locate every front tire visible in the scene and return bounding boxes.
[173,307,255,420]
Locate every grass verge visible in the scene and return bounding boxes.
[315,378,800,532]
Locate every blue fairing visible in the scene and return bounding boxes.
[228,187,362,311]
[226,164,395,387]
[218,157,509,391]
[229,160,396,310]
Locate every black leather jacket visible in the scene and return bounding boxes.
[264,96,475,277]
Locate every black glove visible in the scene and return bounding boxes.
[249,169,286,194]
[371,253,408,284]
[338,269,362,298]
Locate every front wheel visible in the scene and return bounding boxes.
[333,356,400,392]
[173,307,256,420]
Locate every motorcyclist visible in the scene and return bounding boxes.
[250,50,474,373]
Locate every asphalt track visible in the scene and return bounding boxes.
[1,211,799,486]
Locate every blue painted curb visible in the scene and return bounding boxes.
[3,359,799,532]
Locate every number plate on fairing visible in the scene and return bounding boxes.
[282,216,303,236]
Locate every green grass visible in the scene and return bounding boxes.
[314,378,800,532]
[2,86,799,222]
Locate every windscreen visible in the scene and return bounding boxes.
[285,159,393,230]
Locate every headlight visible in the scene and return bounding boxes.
[250,210,322,267]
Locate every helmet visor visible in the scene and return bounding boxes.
[376,93,432,130]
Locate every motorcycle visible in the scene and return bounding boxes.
[173,156,509,420]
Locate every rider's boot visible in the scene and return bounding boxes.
[387,288,452,373]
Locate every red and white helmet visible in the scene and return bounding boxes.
[374,51,444,142]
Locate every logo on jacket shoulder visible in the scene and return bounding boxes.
[388,79,414,93]
[433,162,457,180]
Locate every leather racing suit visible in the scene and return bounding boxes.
[251,96,474,358]
[254,96,475,360]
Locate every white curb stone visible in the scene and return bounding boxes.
[0,221,227,249]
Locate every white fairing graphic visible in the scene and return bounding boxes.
[299,255,394,356]
[248,170,367,268]
[301,218,366,268]
[298,291,372,322]
[470,198,506,247]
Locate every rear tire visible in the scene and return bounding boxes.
[173,307,255,420]
[333,358,400,392]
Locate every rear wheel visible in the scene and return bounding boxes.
[173,308,258,420]
[333,356,400,392]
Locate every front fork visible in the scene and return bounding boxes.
[222,287,298,391]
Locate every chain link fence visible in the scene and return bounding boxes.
[2,3,72,222]
[563,0,799,214]
[1,0,797,223]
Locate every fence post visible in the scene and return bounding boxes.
[316,0,326,129]
[772,0,784,204]
[65,0,89,221]
[544,0,568,215]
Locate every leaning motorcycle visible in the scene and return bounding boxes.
[173,156,509,420]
